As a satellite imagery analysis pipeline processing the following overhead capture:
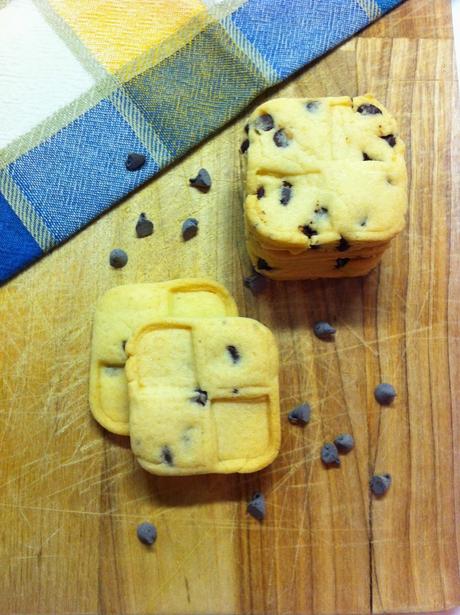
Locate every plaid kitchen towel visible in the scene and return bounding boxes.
[0,0,404,283]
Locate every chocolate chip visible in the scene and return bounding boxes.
[255,113,274,131]
[109,249,128,269]
[335,258,350,269]
[189,168,211,193]
[232,388,239,394]
[136,522,157,546]
[256,186,265,199]
[280,181,292,205]
[273,129,290,148]
[300,225,317,238]
[288,403,311,426]
[315,206,328,216]
[257,258,273,271]
[357,104,382,115]
[182,218,199,241]
[360,219,367,227]
[244,123,249,134]
[161,446,174,466]
[244,272,268,294]
[370,474,392,496]
[122,340,127,352]
[321,442,340,466]
[192,389,208,406]
[227,345,240,363]
[240,139,250,154]
[374,383,396,405]
[334,433,355,453]
[306,100,320,112]
[125,153,146,171]
[381,134,396,147]
[135,213,154,238]
[313,321,336,339]
[337,237,350,252]
[363,153,372,161]
[310,243,321,250]
[247,492,265,521]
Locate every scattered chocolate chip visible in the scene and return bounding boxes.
[255,113,274,131]
[315,206,328,216]
[306,100,320,112]
[337,237,350,252]
[334,433,355,453]
[256,186,265,199]
[374,383,396,405]
[247,492,265,521]
[370,473,392,496]
[182,218,199,241]
[288,403,311,426]
[273,129,290,148]
[227,345,240,363]
[161,446,174,466]
[125,152,146,171]
[313,321,336,339]
[300,224,318,238]
[189,168,211,193]
[192,389,208,406]
[109,249,128,269]
[135,213,154,238]
[357,103,382,115]
[280,181,292,205]
[244,272,268,294]
[335,258,350,269]
[244,123,249,134]
[240,139,250,154]
[363,153,372,161]
[257,258,273,271]
[381,134,396,147]
[321,442,340,466]
[136,522,157,546]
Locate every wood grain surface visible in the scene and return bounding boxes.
[0,1,459,613]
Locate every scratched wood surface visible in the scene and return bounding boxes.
[0,1,459,613]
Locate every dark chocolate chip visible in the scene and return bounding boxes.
[306,100,320,112]
[288,403,311,426]
[335,258,350,269]
[313,321,336,339]
[280,181,292,205]
[360,219,367,227]
[257,258,273,271]
[321,442,340,466]
[363,153,372,161]
[337,237,350,252]
[300,225,318,238]
[135,213,154,238]
[357,103,382,115]
[161,446,174,466]
[256,186,265,199]
[125,152,146,171]
[247,492,265,521]
[244,272,268,294]
[136,522,157,546]
[310,243,321,250]
[109,249,128,269]
[122,340,127,352]
[374,383,396,405]
[273,129,290,148]
[315,206,328,216]
[182,218,199,241]
[227,345,240,363]
[255,113,274,131]
[189,168,211,193]
[334,433,355,453]
[381,134,396,147]
[240,139,250,154]
[192,388,208,406]
[232,388,239,395]
[244,123,249,134]
[370,473,392,496]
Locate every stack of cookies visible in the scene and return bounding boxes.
[241,95,408,280]
[89,279,280,476]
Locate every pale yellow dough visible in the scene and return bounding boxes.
[242,94,408,279]
[89,279,238,435]
[126,317,280,475]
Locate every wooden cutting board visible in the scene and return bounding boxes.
[1,1,459,613]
